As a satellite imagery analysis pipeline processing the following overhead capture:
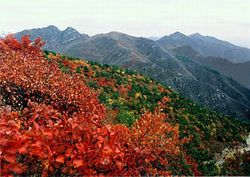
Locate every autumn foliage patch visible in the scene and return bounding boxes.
[0,35,198,176]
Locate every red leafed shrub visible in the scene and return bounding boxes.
[0,35,199,176]
[0,106,185,176]
[0,35,105,120]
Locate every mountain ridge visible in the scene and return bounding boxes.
[13,26,250,120]
[173,45,250,89]
[15,25,89,52]
[158,31,250,63]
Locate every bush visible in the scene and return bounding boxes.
[0,35,197,176]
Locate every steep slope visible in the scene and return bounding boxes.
[157,32,250,63]
[198,58,250,89]
[173,45,250,89]
[172,44,202,58]
[172,55,250,119]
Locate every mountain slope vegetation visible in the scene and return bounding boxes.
[14,26,250,121]
[1,36,249,176]
[60,32,250,121]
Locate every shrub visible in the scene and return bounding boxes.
[0,35,198,176]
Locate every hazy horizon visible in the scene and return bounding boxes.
[1,0,249,48]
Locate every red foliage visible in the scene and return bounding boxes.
[184,155,201,176]
[0,34,104,120]
[96,77,115,87]
[0,36,199,176]
[0,105,185,176]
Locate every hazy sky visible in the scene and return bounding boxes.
[1,0,250,47]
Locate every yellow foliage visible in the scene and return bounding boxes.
[135,92,142,98]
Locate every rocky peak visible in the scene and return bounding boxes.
[189,32,203,38]
[169,31,187,39]
[63,26,78,33]
[61,27,84,43]
[63,27,81,36]
[43,25,60,32]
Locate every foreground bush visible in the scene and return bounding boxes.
[0,35,198,176]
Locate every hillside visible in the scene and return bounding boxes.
[173,45,250,89]
[198,58,250,89]
[58,32,250,121]
[14,26,250,121]
[1,36,249,176]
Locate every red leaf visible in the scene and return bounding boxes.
[0,137,8,145]
[115,147,120,153]
[73,159,84,168]
[4,154,16,163]
[18,143,28,154]
[55,155,65,163]
[5,147,18,155]
[65,148,74,158]
[11,164,25,174]
[103,145,113,154]
[116,160,125,170]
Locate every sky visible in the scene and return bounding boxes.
[0,0,250,48]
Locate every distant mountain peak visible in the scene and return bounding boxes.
[44,25,59,31]
[189,33,236,47]
[63,27,89,38]
[14,25,90,52]
[107,31,128,36]
[106,31,121,34]
[64,26,78,32]
[95,31,134,40]
[148,36,161,41]
[169,32,187,39]
[61,27,85,43]
[62,27,82,35]
[189,32,203,37]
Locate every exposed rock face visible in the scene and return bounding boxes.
[15,25,89,52]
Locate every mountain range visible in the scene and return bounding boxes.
[158,32,250,63]
[14,25,250,120]
[15,25,89,52]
